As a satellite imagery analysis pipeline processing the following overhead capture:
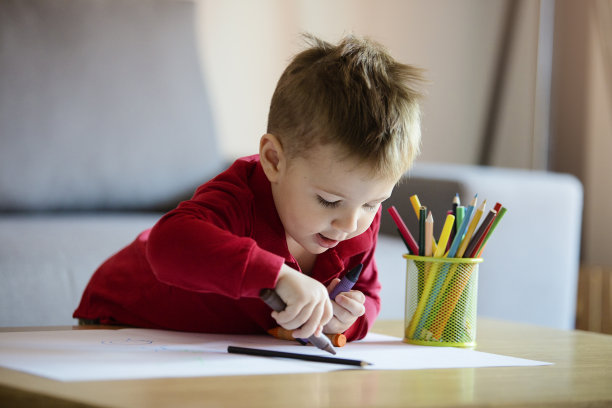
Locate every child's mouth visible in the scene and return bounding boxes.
[316,233,340,249]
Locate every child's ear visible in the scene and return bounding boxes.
[259,133,285,183]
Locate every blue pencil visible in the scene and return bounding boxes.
[447,194,478,258]
[413,194,477,339]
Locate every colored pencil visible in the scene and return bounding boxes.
[396,228,411,252]
[432,205,506,339]
[429,260,479,340]
[434,214,455,258]
[456,200,487,258]
[473,203,504,257]
[453,206,465,252]
[418,206,427,256]
[426,196,478,338]
[406,214,454,339]
[424,211,434,257]
[475,206,507,257]
[449,193,460,244]
[410,194,422,220]
[447,195,477,258]
[409,195,438,254]
[388,206,419,254]
[227,346,371,367]
[452,193,460,216]
[465,208,497,258]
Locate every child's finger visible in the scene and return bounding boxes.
[331,303,351,324]
[291,301,325,338]
[274,301,315,330]
[340,290,366,304]
[321,297,334,325]
[334,294,366,320]
[326,278,341,294]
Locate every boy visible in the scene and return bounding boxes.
[74,34,424,342]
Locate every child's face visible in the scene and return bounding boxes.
[272,144,397,256]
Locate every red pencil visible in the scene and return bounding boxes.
[387,206,419,254]
[465,208,497,258]
[468,202,504,258]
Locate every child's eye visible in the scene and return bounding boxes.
[363,203,379,211]
[317,195,340,208]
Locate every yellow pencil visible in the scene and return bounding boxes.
[406,213,454,339]
[430,200,486,340]
[429,261,479,340]
[434,214,454,258]
[410,194,438,254]
[409,194,422,219]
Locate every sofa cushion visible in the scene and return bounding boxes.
[0,213,162,327]
[0,0,222,211]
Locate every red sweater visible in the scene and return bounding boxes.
[74,155,382,341]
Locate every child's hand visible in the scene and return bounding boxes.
[273,264,333,339]
[322,278,366,334]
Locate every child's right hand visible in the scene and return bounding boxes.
[272,264,333,339]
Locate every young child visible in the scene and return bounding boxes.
[74,34,424,342]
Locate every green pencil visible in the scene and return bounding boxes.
[475,207,507,257]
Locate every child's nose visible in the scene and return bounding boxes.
[332,209,359,233]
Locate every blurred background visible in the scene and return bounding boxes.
[196,0,610,263]
[196,0,611,332]
[1,0,610,332]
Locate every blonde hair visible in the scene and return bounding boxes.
[267,33,425,180]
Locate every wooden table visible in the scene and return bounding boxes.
[1,319,611,407]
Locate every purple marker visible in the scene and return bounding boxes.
[329,263,363,300]
[297,263,364,346]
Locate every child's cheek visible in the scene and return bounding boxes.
[354,216,374,236]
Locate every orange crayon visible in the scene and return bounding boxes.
[267,326,297,342]
[325,333,347,347]
[268,326,346,347]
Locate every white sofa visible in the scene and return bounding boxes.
[0,0,583,331]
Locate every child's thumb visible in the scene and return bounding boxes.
[326,278,341,294]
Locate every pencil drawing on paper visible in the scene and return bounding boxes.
[101,338,153,346]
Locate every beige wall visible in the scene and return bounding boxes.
[551,0,612,267]
[194,0,611,267]
[195,0,537,166]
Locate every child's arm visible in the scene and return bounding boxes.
[145,162,333,339]
[146,165,285,300]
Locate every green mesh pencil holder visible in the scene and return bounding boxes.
[403,254,483,348]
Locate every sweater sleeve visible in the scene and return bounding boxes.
[145,164,284,299]
[342,210,382,341]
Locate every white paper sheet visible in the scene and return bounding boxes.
[0,329,550,381]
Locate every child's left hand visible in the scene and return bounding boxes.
[322,278,366,334]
